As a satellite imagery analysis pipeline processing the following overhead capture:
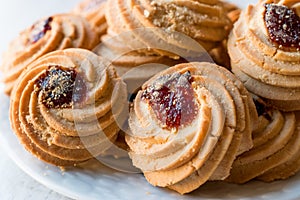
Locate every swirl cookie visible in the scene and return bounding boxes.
[1,14,99,95]
[72,0,107,36]
[103,0,232,58]
[257,113,300,182]
[10,48,127,166]
[227,97,300,184]
[228,0,300,111]
[126,62,257,194]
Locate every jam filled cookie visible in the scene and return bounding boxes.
[10,48,127,167]
[126,62,257,194]
[1,14,99,95]
[72,0,108,36]
[228,0,300,111]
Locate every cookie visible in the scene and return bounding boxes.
[226,97,298,183]
[257,114,300,182]
[10,48,127,166]
[104,0,232,58]
[126,62,256,194]
[1,14,99,95]
[228,0,300,111]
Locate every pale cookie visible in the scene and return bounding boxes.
[228,0,300,111]
[104,0,232,58]
[227,106,297,184]
[1,14,99,96]
[10,48,127,167]
[126,62,256,194]
[257,112,300,182]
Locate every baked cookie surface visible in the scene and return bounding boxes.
[10,48,127,167]
[1,13,99,95]
[228,0,300,111]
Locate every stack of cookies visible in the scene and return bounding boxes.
[1,0,300,196]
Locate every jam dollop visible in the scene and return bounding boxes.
[30,17,53,44]
[264,4,300,50]
[141,71,198,130]
[36,66,86,109]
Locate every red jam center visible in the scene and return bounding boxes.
[142,71,198,130]
[30,17,53,44]
[36,66,87,109]
[264,4,300,50]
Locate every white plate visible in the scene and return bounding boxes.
[1,0,300,199]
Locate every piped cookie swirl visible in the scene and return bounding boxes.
[103,0,232,58]
[10,48,127,166]
[228,0,300,111]
[227,97,300,184]
[126,62,257,194]
[1,13,99,95]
